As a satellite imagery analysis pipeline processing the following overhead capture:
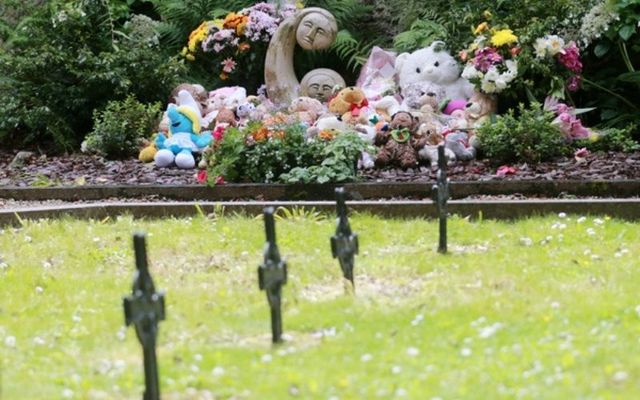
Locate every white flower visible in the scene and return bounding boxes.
[534,38,548,58]
[494,78,508,91]
[462,64,482,80]
[504,60,518,78]
[546,35,565,56]
[4,336,16,348]
[407,347,420,356]
[481,81,497,93]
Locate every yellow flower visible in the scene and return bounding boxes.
[213,19,224,29]
[483,10,492,20]
[186,54,195,61]
[296,0,305,9]
[490,29,518,47]
[236,16,248,36]
[474,22,489,35]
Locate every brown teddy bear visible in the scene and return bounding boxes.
[215,108,237,127]
[464,92,497,130]
[374,111,426,169]
[328,86,370,125]
[289,96,325,125]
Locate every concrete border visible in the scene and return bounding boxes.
[2,199,639,226]
[1,180,639,201]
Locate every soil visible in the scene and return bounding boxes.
[1,150,640,187]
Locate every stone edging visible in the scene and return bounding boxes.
[1,180,639,201]
[2,199,639,226]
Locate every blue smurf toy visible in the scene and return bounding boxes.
[154,104,212,168]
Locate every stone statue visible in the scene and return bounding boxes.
[300,68,346,102]
[264,7,340,106]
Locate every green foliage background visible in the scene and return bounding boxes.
[1,0,639,153]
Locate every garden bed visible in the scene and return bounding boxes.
[2,150,640,188]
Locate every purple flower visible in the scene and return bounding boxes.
[213,29,234,42]
[566,75,582,92]
[472,47,503,73]
[245,10,279,42]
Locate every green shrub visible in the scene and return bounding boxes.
[205,123,371,185]
[83,96,161,159]
[0,0,184,152]
[477,102,568,164]
[241,124,324,183]
[575,125,640,153]
[280,132,372,184]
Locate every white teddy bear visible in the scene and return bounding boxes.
[395,41,475,101]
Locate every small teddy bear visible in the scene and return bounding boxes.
[374,111,426,169]
[289,96,325,126]
[215,108,237,128]
[328,87,370,125]
[305,115,349,139]
[416,121,457,168]
[464,92,497,131]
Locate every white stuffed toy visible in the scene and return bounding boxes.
[395,41,475,101]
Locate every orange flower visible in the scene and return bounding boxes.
[219,72,228,81]
[270,130,285,139]
[510,46,522,57]
[223,12,245,29]
[318,130,336,141]
[236,16,249,36]
[458,50,468,62]
[474,22,489,35]
[238,42,251,52]
[252,127,269,141]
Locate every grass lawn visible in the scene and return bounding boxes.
[1,211,639,399]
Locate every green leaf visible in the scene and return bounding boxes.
[594,42,611,58]
[573,107,597,115]
[619,24,635,41]
[617,71,640,82]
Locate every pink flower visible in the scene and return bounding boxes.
[566,75,582,92]
[496,165,517,176]
[557,41,582,73]
[574,147,589,158]
[196,169,208,184]
[473,47,503,73]
[553,112,590,140]
[221,57,237,73]
[213,43,225,53]
[213,125,226,141]
[215,176,225,185]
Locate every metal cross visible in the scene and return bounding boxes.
[123,233,165,400]
[331,187,359,290]
[432,145,450,254]
[258,207,287,344]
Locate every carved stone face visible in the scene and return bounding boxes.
[300,69,345,102]
[296,12,336,50]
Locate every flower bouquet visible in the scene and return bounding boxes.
[182,2,298,90]
[460,22,519,94]
[532,35,583,97]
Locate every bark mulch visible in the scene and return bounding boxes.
[2,150,640,187]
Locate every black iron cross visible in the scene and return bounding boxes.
[123,233,165,400]
[432,145,450,254]
[258,207,288,344]
[331,187,359,290]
